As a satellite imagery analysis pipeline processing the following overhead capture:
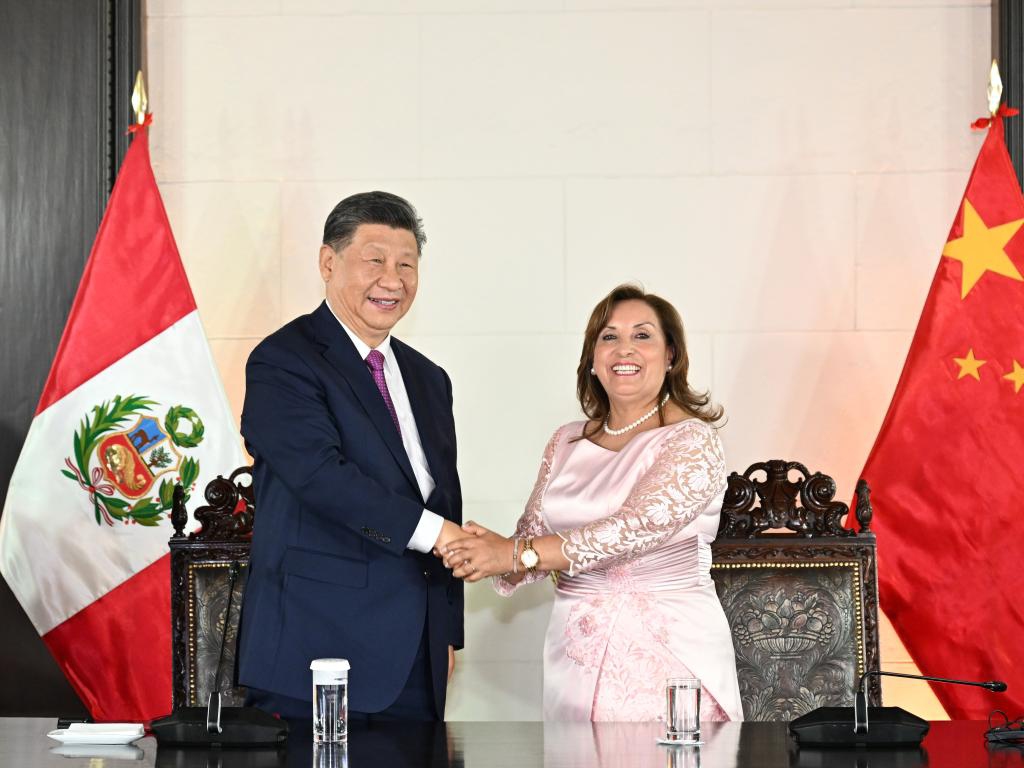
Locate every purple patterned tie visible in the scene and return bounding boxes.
[365,349,401,436]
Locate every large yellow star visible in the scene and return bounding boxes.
[953,348,986,380]
[942,200,1024,299]
[1004,360,1024,393]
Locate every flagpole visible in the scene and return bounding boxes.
[131,70,148,126]
[989,60,1003,117]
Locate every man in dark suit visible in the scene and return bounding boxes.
[237,192,463,721]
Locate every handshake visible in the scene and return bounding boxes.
[431,519,516,583]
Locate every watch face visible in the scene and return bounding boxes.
[521,548,540,568]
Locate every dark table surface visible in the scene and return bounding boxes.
[3,717,1022,768]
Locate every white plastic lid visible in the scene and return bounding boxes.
[310,658,350,673]
[311,658,350,684]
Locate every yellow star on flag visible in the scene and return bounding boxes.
[942,199,1024,299]
[1004,360,1024,393]
[953,348,986,380]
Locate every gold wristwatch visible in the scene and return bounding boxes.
[520,537,540,573]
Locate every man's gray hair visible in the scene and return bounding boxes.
[322,191,426,255]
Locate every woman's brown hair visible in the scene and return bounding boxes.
[575,284,722,441]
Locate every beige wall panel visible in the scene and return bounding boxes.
[855,0,986,6]
[712,7,988,174]
[878,605,912,665]
[275,16,420,181]
[457,499,526,536]
[399,334,582,504]
[161,182,282,338]
[712,330,912,502]
[881,662,948,720]
[855,170,975,331]
[147,17,286,181]
[283,0,562,12]
[565,176,856,334]
[149,15,419,182]
[446,661,543,721]
[708,0,846,6]
[682,332,714,406]
[462,582,553,665]
[280,180,566,334]
[420,12,711,177]
[148,0,281,15]
[565,0,704,8]
[208,338,260,429]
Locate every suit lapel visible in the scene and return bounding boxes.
[392,340,444,492]
[312,303,420,495]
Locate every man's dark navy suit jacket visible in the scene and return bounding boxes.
[236,301,463,716]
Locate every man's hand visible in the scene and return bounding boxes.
[443,521,515,582]
[432,519,465,560]
[448,645,455,682]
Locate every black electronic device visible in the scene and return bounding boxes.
[789,670,1007,748]
[151,562,288,748]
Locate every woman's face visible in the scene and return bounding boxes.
[592,299,673,411]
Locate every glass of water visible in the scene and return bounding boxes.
[664,677,701,745]
[310,658,350,743]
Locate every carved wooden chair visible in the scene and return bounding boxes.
[169,466,255,709]
[710,460,881,722]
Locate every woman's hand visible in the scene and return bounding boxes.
[441,521,515,582]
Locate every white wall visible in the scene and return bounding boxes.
[146,0,991,721]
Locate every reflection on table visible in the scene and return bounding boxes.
[1,717,1022,768]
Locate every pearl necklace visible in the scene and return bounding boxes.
[603,393,671,436]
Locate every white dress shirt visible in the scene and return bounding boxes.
[328,307,444,552]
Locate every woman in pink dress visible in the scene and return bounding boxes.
[441,285,743,722]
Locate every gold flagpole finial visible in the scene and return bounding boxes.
[988,59,1003,117]
[131,70,149,125]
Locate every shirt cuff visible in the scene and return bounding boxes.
[407,509,445,553]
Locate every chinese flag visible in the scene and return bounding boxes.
[860,114,1024,719]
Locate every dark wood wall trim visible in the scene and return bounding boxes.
[994,0,1024,187]
[110,0,144,190]
[0,0,141,717]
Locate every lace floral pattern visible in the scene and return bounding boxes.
[493,426,565,596]
[592,631,731,723]
[558,420,726,576]
[564,592,669,672]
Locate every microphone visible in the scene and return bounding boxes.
[858,670,1006,695]
[790,670,1008,748]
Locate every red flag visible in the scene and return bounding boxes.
[860,114,1024,719]
[0,122,244,721]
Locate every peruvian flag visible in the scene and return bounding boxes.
[0,117,245,721]
[858,108,1024,719]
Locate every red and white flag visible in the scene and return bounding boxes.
[0,118,245,721]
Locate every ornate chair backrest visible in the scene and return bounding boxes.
[711,460,880,722]
[169,466,254,709]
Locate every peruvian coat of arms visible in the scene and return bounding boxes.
[62,395,204,526]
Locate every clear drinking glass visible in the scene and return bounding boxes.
[664,677,701,745]
[310,658,350,743]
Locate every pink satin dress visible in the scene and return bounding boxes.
[495,419,744,722]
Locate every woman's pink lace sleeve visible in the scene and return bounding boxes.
[493,427,562,596]
[557,420,726,576]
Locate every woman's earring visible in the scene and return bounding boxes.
[590,367,596,375]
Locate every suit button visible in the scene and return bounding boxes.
[423,569,430,580]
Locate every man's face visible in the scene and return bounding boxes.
[319,223,419,346]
